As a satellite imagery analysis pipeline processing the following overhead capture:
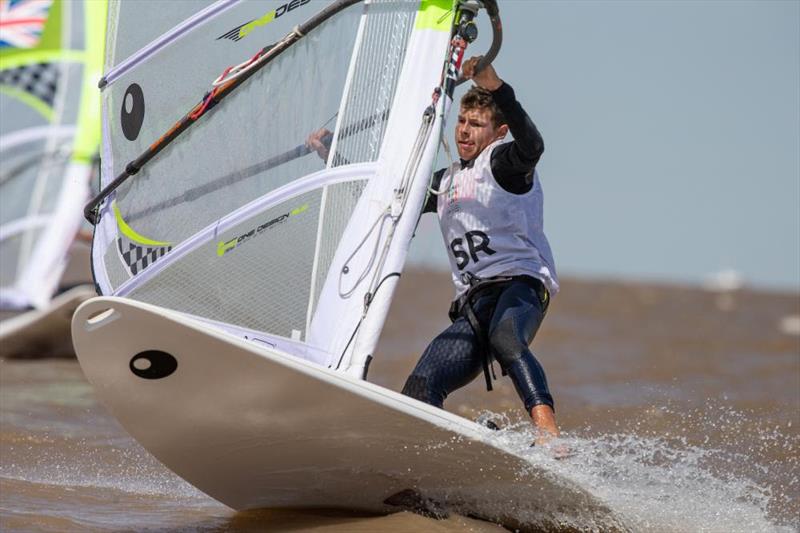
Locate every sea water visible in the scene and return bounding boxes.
[1,271,798,531]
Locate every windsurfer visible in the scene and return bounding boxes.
[305,56,560,446]
[401,57,561,446]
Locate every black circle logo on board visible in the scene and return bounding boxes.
[120,83,145,141]
[129,350,177,380]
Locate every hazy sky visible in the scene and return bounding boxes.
[408,0,800,291]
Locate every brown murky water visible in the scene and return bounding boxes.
[1,268,799,531]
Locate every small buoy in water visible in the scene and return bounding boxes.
[703,269,744,292]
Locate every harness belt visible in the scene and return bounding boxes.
[449,272,549,392]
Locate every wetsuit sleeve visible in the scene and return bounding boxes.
[490,82,545,195]
[421,168,446,214]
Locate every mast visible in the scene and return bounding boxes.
[340,0,503,378]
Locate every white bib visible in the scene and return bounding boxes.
[436,139,559,297]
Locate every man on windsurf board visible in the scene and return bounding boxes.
[306,57,560,444]
[399,58,560,444]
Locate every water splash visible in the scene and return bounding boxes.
[477,404,799,532]
[0,437,206,501]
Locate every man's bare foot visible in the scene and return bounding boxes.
[530,405,572,458]
[530,404,559,445]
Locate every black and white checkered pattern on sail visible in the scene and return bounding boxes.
[0,62,59,108]
[117,239,172,276]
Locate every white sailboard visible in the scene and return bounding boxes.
[74,0,628,528]
[0,284,95,357]
[0,0,105,351]
[73,296,627,530]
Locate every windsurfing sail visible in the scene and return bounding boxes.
[0,0,106,311]
[88,0,497,377]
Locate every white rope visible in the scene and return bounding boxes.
[337,106,434,304]
[427,134,456,196]
[211,31,298,87]
[211,54,263,87]
[338,208,392,299]
[358,110,434,309]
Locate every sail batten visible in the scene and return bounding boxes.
[113,164,378,299]
[101,0,239,89]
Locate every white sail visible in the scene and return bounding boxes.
[70,5,630,525]
[0,0,106,311]
[90,0,458,374]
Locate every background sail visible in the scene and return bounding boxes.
[0,0,105,310]
[92,0,454,370]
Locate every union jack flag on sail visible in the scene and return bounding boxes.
[0,0,53,49]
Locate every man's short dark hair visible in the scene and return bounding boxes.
[460,86,506,128]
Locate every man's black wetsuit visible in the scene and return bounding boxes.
[401,82,555,413]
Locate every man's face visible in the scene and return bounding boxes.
[455,106,506,161]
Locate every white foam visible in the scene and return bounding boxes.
[477,407,798,532]
[0,440,207,501]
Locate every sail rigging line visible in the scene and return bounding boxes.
[211,42,277,87]
[338,206,392,299]
[334,95,437,371]
[84,0,364,225]
[338,101,432,301]
[333,271,401,372]
[361,109,432,298]
[123,108,388,224]
[426,135,456,196]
